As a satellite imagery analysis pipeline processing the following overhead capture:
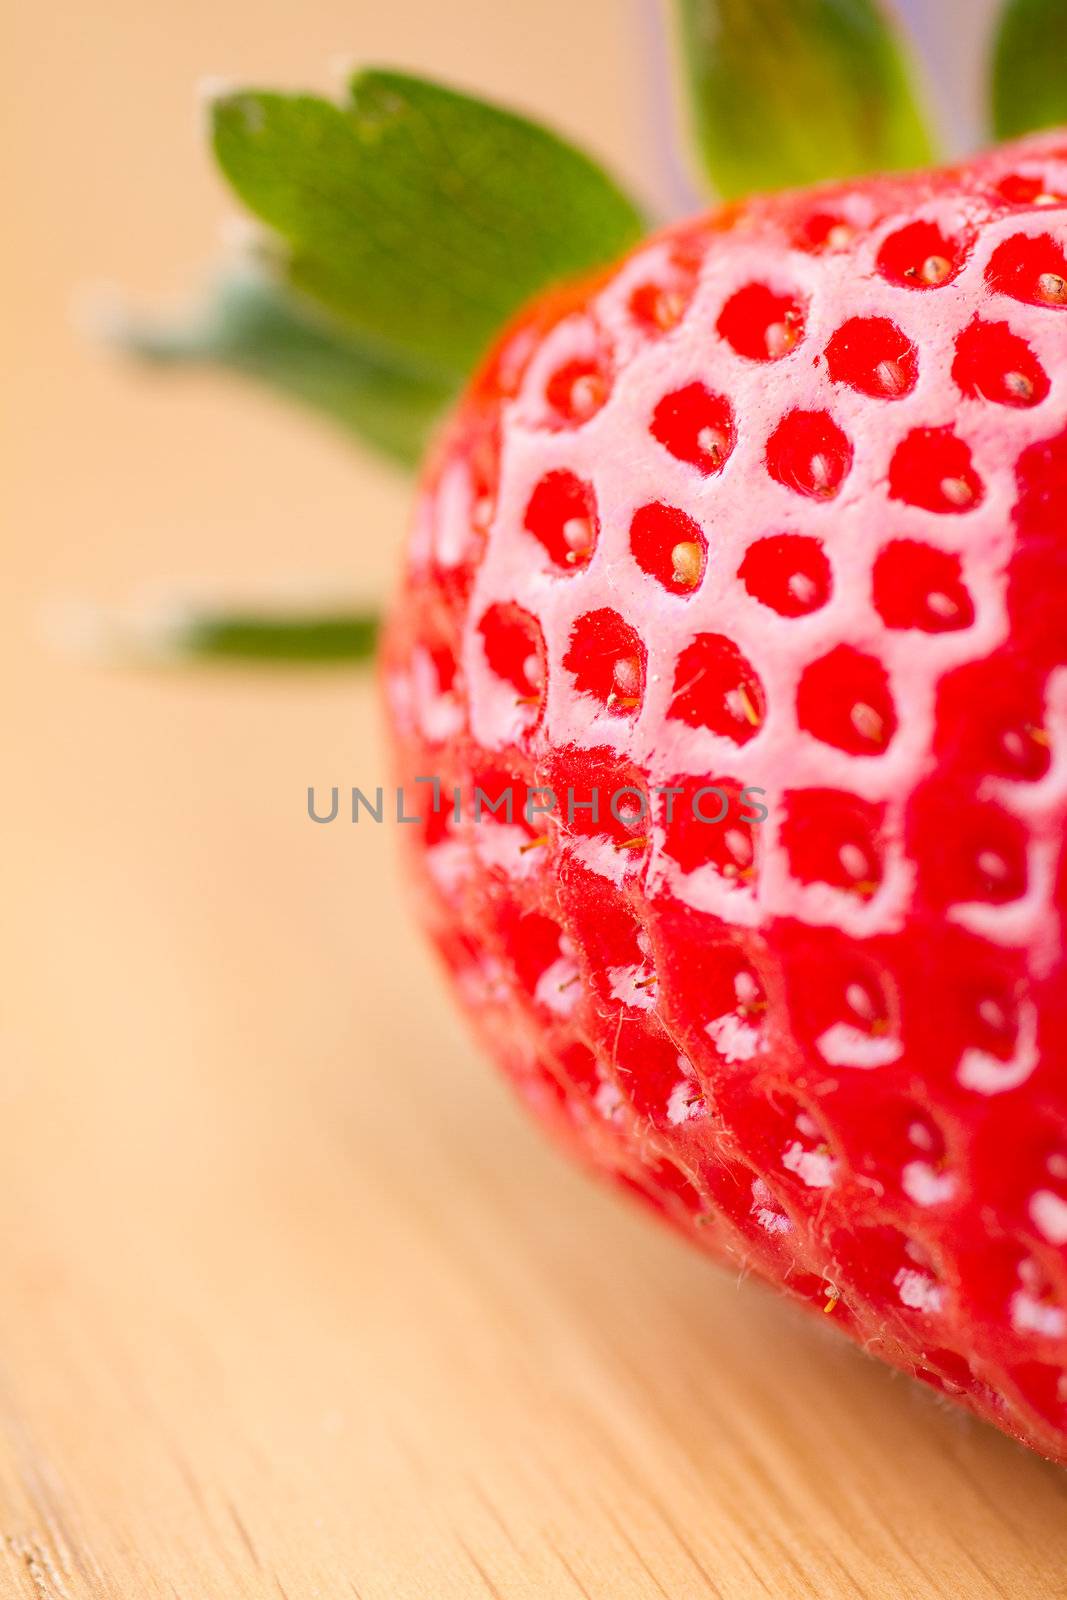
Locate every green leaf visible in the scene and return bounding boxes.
[210,70,646,381]
[63,598,379,667]
[177,607,379,664]
[673,0,935,199]
[105,268,452,469]
[992,0,1067,140]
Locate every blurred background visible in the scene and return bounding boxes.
[7,3,1067,1598]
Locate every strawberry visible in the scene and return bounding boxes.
[111,0,1067,1469]
[383,132,1067,1463]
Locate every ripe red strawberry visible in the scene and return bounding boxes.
[384,132,1067,1463]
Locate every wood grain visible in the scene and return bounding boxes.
[6,0,1067,1594]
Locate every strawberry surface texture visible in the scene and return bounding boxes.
[383,132,1067,1463]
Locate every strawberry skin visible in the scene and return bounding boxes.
[384,132,1067,1462]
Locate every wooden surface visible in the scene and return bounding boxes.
[7,0,1067,1594]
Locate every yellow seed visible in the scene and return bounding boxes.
[735,684,761,727]
[978,995,1008,1030]
[696,426,728,469]
[977,848,1009,884]
[724,827,753,868]
[787,571,817,606]
[671,540,704,589]
[920,254,951,285]
[615,834,649,852]
[653,288,686,330]
[875,358,907,396]
[941,475,975,507]
[837,842,878,897]
[851,701,884,745]
[826,223,854,249]
[613,655,641,696]
[927,590,959,621]
[766,320,799,358]
[846,981,875,1018]
[562,515,593,555]
[735,971,760,1003]
[519,834,549,854]
[839,842,871,882]
[809,453,836,495]
[569,372,606,418]
[472,495,494,531]
[1004,369,1035,402]
[1038,271,1067,304]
